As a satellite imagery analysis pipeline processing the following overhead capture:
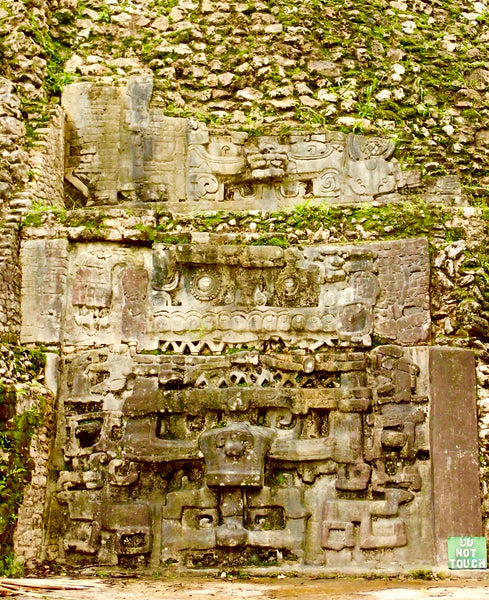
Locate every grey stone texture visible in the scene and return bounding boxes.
[50,344,434,569]
[20,239,430,351]
[0,104,64,339]
[42,339,479,571]
[0,0,486,576]
[17,218,479,572]
[12,385,55,568]
[429,347,482,564]
[20,238,68,345]
[7,85,483,575]
[62,79,421,211]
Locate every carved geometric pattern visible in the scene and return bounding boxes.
[52,345,431,568]
[22,239,429,349]
[62,81,418,211]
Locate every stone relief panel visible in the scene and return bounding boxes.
[62,79,420,210]
[186,125,408,210]
[50,345,433,569]
[21,233,477,571]
[63,79,187,206]
[23,238,428,349]
[20,239,68,344]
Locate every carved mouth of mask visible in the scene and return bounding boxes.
[199,422,275,488]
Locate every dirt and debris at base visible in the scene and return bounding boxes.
[2,577,489,600]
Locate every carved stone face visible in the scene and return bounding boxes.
[215,427,254,460]
[199,422,274,488]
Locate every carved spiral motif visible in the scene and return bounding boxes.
[317,169,340,197]
[190,269,221,301]
[193,174,219,199]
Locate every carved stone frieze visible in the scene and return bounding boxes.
[21,239,430,349]
[62,79,419,210]
[48,344,438,568]
[13,72,481,576]
[19,225,480,571]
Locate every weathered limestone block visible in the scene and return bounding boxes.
[429,347,482,564]
[19,225,478,572]
[321,489,412,552]
[199,422,274,487]
[20,239,68,344]
[48,344,477,570]
[62,78,187,205]
[373,238,431,343]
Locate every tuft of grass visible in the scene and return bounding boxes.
[407,568,437,580]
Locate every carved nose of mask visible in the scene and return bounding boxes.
[224,438,245,458]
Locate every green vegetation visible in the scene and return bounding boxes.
[22,202,67,227]
[155,232,192,244]
[3,0,489,192]
[21,198,459,245]
[248,235,289,248]
[97,6,113,24]
[0,553,24,578]
[0,347,47,574]
[0,397,42,573]
[406,568,437,580]
[18,13,74,104]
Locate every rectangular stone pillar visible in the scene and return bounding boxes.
[429,347,482,565]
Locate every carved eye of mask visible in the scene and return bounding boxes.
[215,430,254,451]
[197,276,213,292]
[235,432,253,449]
[191,270,221,301]
[199,515,214,528]
[277,415,296,430]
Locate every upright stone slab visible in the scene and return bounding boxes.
[20,239,68,344]
[430,347,482,564]
[62,80,187,206]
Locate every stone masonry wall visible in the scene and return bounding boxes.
[0,0,67,340]
[0,347,53,571]
[45,0,489,190]
[0,106,65,341]
[15,96,489,569]
[1,0,489,576]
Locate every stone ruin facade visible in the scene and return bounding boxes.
[15,78,482,573]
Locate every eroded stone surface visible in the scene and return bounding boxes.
[62,79,419,211]
[21,239,430,350]
[430,347,482,564]
[20,239,68,345]
[43,338,479,572]
[50,344,433,569]
[14,88,482,572]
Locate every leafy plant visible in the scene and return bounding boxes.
[0,553,24,578]
[98,6,112,23]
